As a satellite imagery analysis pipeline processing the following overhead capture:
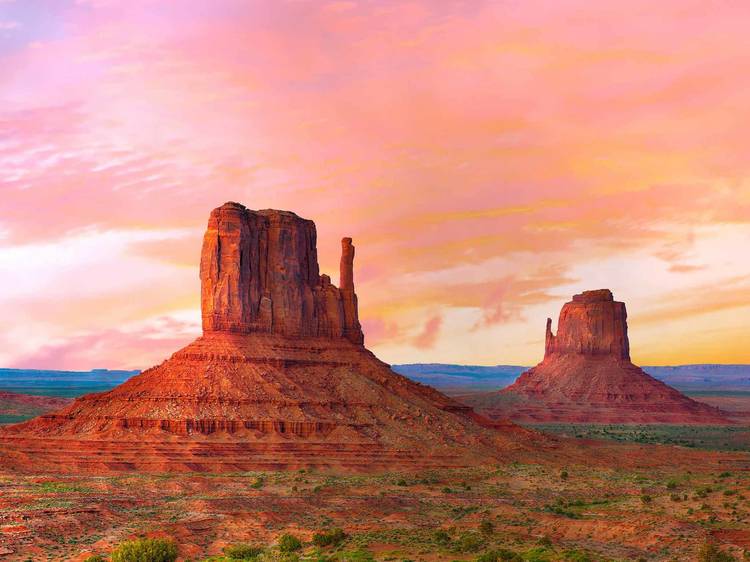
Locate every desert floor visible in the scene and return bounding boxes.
[1,450,750,561]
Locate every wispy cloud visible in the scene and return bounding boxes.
[0,1,749,367]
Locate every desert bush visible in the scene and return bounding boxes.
[250,477,265,489]
[522,546,554,562]
[699,542,735,562]
[640,494,652,504]
[223,543,263,560]
[666,479,678,490]
[454,531,485,553]
[479,519,494,535]
[337,549,374,562]
[560,470,569,480]
[110,537,178,562]
[562,549,593,562]
[312,528,347,548]
[278,533,302,553]
[476,549,523,562]
[433,529,451,545]
[83,556,106,562]
[537,536,553,548]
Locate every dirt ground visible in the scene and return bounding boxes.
[1,445,750,562]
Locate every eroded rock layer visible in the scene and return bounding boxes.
[464,290,729,424]
[200,203,363,343]
[0,203,538,473]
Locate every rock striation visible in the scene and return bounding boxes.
[544,289,629,359]
[0,202,538,473]
[463,290,729,424]
[200,203,363,343]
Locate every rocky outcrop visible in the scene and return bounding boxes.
[200,202,364,344]
[545,289,630,359]
[0,202,538,473]
[464,289,730,424]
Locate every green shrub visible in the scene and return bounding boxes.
[250,477,264,489]
[562,549,593,562]
[223,543,263,560]
[666,479,678,490]
[433,529,451,545]
[337,549,374,562]
[476,550,522,562]
[479,519,494,535]
[83,556,106,562]
[699,542,735,562]
[640,494,652,504]
[278,533,302,553]
[312,528,347,548]
[455,532,485,553]
[560,470,569,480]
[110,537,178,562]
[522,546,554,562]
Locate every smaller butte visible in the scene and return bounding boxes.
[463,289,729,424]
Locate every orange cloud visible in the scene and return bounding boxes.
[412,315,443,350]
[1,1,749,367]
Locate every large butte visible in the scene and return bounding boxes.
[0,202,541,473]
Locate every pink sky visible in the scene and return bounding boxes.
[1,0,749,370]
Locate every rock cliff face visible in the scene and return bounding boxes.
[544,289,629,359]
[200,202,363,343]
[0,202,537,473]
[463,289,729,424]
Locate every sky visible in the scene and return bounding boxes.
[1,0,749,370]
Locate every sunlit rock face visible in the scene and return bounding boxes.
[200,202,363,343]
[544,289,630,360]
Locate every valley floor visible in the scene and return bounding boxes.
[1,459,750,561]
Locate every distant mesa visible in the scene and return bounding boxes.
[462,289,730,424]
[0,202,540,473]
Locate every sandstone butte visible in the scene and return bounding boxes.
[0,202,544,473]
[462,289,730,425]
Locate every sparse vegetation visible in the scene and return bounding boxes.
[312,528,346,548]
[223,544,263,560]
[699,542,735,562]
[278,533,302,553]
[110,537,178,562]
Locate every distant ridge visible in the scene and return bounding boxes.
[394,363,750,395]
[0,368,139,398]
[2,364,749,399]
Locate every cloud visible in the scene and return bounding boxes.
[1,1,750,366]
[7,311,200,370]
[411,315,443,349]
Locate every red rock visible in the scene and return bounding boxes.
[0,202,539,473]
[200,203,364,344]
[464,289,730,424]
